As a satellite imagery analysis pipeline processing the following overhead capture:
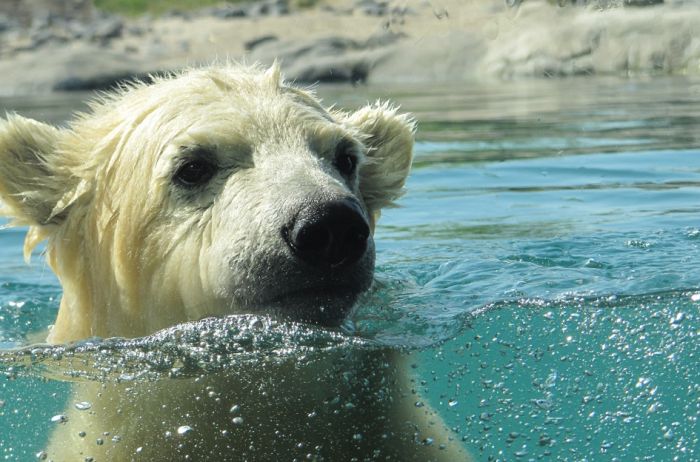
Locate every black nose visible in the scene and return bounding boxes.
[284,199,370,269]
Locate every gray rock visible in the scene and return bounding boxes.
[204,0,289,19]
[0,41,154,95]
[0,14,15,33]
[248,31,406,84]
[87,16,123,43]
[354,0,389,16]
[248,0,289,17]
[244,35,279,52]
[206,5,249,19]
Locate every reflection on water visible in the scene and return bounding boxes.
[1,76,700,460]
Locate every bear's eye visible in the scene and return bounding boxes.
[334,140,358,177]
[173,158,216,187]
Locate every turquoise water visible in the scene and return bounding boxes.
[1,77,699,460]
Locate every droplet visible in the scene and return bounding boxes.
[51,414,68,424]
[177,425,193,436]
[670,312,686,325]
[232,417,244,425]
[539,434,552,446]
[74,401,92,411]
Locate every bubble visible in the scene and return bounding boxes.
[51,414,68,424]
[35,451,47,460]
[74,401,92,411]
[670,312,686,325]
[176,425,193,436]
[96,438,104,446]
[229,404,240,414]
[232,417,244,425]
[448,399,458,407]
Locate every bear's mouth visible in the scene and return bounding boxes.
[253,285,364,327]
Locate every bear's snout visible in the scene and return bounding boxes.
[283,198,370,270]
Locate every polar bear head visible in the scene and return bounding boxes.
[0,64,414,343]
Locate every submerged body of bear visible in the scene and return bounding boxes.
[0,64,467,460]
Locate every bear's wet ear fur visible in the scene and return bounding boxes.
[0,114,70,227]
[344,102,415,213]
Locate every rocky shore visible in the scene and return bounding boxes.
[0,0,699,95]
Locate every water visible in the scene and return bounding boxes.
[1,77,699,460]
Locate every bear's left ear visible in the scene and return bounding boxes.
[0,114,71,227]
[343,102,415,213]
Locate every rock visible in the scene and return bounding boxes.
[244,35,278,52]
[203,0,289,19]
[0,42,151,95]
[624,0,664,5]
[354,0,389,16]
[0,14,15,33]
[206,5,249,19]
[87,16,123,43]
[248,31,406,84]
[248,0,289,17]
[53,71,150,91]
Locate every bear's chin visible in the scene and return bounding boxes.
[253,286,363,327]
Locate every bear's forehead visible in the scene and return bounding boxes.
[147,77,339,139]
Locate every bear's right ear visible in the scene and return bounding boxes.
[0,114,70,226]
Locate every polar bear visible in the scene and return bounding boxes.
[0,64,467,461]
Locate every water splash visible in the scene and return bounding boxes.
[0,314,371,383]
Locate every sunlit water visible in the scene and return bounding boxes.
[1,77,699,460]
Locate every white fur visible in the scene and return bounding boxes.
[0,64,468,461]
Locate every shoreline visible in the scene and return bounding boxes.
[0,0,699,95]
